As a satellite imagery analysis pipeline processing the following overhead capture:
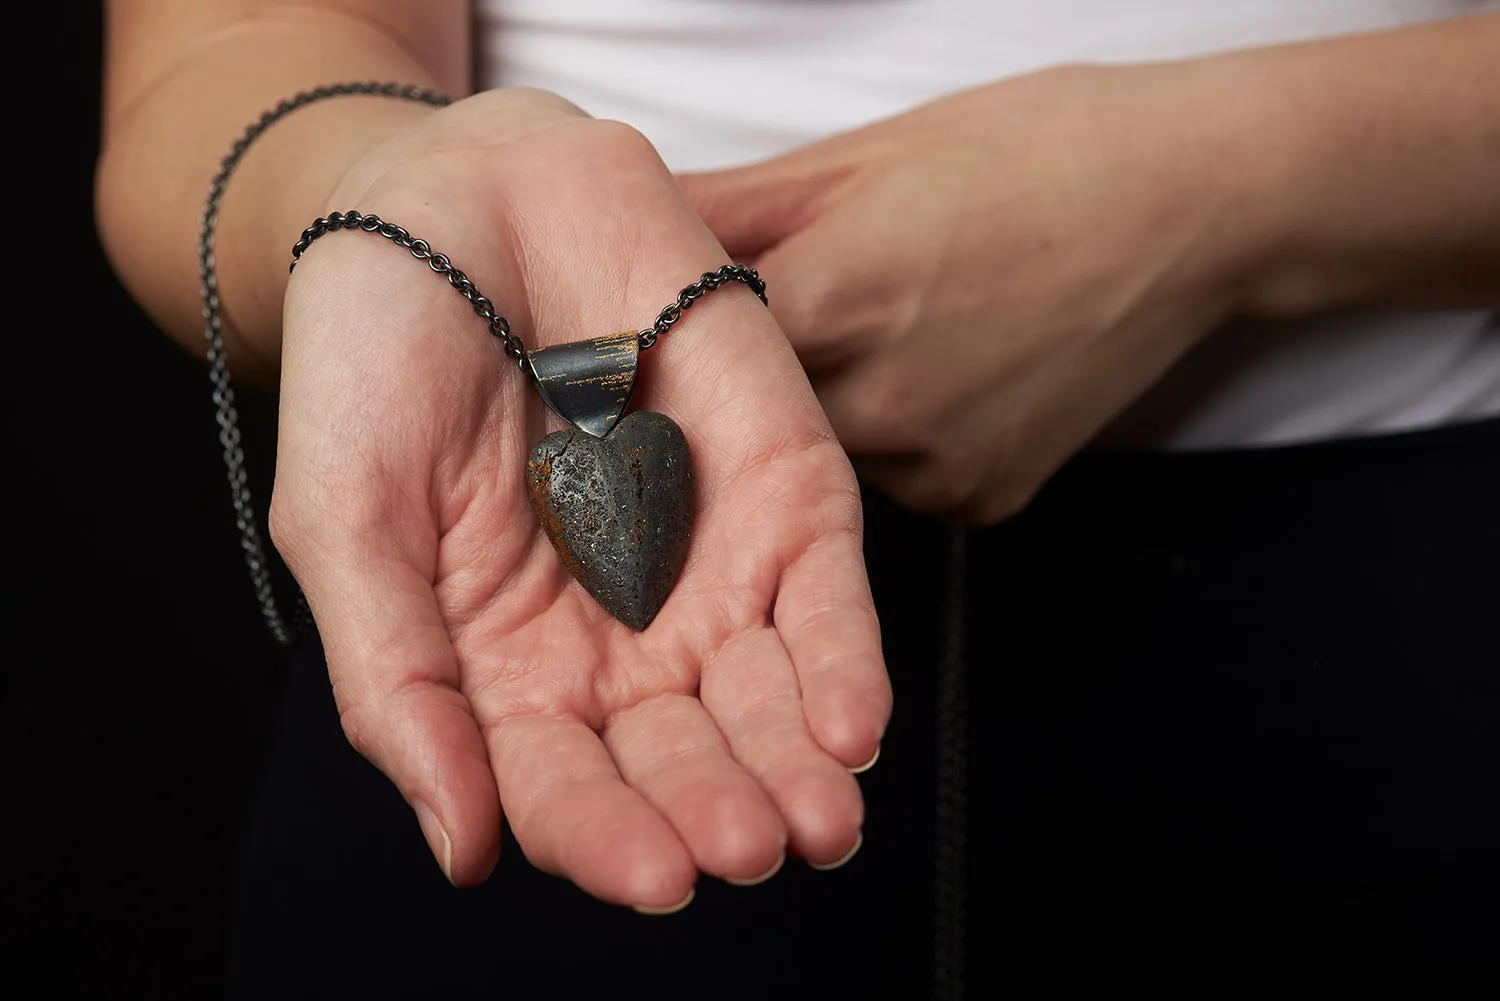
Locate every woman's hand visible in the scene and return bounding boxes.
[272,89,888,907]
[678,63,1279,522]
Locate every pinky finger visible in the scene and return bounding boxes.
[776,530,891,768]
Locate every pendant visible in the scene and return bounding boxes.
[524,332,694,631]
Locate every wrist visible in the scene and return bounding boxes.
[1194,45,1377,321]
[97,6,464,385]
[218,98,446,383]
[1197,15,1500,320]
[1122,54,1326,326]
[1073,59,1303,332]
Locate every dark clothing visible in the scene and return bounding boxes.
[230,418,1500,999]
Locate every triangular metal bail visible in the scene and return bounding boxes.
[526,330,640,438]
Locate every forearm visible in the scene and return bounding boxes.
[96,1,470,383]
[1213,13,1500,318]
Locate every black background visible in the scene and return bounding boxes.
[8,5,282,995]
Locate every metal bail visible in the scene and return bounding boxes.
[526,330,640,438]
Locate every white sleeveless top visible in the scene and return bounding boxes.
[475,0,1500,450]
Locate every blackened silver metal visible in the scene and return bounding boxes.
[638,264,767,350]
[526,331,639,438]
[934,528,968,1001]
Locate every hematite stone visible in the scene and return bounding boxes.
[525,411,694,630]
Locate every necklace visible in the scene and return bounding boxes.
[290,216,766,630]
[199,83,765,642]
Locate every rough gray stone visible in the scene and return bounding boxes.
[525,411,694,631]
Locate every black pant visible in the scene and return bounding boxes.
[229,419,1500,999]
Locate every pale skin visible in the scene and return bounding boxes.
[681,14,1500,522]
[100,2,1500,906]
[100,2,886,908]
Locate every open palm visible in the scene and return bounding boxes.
[272,90,889,908]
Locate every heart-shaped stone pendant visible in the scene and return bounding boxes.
[525,411,694,630]
[524,332,692,630]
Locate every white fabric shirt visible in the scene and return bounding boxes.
[476,0,1500,449]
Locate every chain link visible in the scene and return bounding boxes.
[200,83,452,646]
[288,211,528,365]
[638,264,767,349]
[292,225,766,355]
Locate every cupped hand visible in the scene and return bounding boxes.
[679,62,1276,522]
[270,88,889,907]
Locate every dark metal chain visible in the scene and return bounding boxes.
[200,83,453,645]
[934,528,969,1001]
[289,211,530,364]
[639,264,767,349]
[291,223,766,354]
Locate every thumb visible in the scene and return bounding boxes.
[677,152,854,259]
[272,511,504,888]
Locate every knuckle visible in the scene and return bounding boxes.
[879,461,974,517]
[972,485,1037,525]
[481,85,587,119]
[774,262,835,344]
[965,470,1045,526]
[918,478,971,515]
[579,118,664,167]
[777,269,890,375]
[828,366,932,455]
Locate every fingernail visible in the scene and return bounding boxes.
[850,744,881,774]
[633,887,695,916]
[809,831,863,871]
[726,851,786,887]
[413,800,454,884]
